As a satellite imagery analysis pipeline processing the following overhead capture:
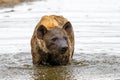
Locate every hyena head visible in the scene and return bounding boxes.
[37,22,72,55]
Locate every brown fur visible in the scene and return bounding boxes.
[31,15,74,65]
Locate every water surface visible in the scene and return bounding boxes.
[0,0,120,80]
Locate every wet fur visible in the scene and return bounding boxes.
[31,15,74,65]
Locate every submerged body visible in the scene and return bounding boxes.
[31,15,74,65]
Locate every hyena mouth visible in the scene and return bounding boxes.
[60,47,68,54]
[46,54,69,65]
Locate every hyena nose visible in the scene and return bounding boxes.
[61,47,68,53]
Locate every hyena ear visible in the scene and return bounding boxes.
[63,21,73,35]
[37,25,47,39]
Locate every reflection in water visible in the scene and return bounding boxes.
[0,52,120,80]
[0,53,77,80]
[33,66,75,80]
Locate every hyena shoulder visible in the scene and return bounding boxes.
[36,15,68,29]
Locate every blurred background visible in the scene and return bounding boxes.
[0,0,120,80]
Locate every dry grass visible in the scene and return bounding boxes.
[0,0,21,4]
[0,0,32,4]
[0,0,35,7]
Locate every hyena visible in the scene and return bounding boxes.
[31,15,74,65]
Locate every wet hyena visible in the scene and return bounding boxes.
[31,15,74,65]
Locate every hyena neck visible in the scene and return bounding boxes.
[36,46,48,65]
[37,46,71,65]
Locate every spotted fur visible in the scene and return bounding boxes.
[31,15,74,65]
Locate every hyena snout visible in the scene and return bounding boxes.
[59,41,68,54]
[56,38,68,54]
[60,46,68,53]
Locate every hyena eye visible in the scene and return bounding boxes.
[51,37,58,42]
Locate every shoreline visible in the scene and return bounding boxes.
[0,0,36,8]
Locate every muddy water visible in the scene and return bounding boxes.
[0,0,120,80]
[1,53,120,80]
